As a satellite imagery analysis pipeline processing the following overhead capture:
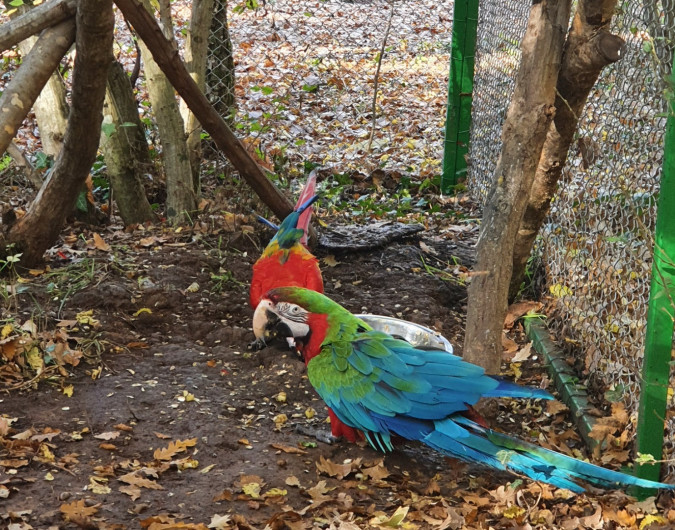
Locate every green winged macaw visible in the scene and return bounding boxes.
[253,287,674,493]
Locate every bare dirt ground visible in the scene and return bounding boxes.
[2,201,673,529]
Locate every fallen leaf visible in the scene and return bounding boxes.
[242,482,262,499]
[270,443,307,455]
[501,333,519,355]
[511,342,533,362]
[322,255,340,267]
[0,459,29,468]
[504,301,543,329]
[546,400,569,415]
[263,487,287,497]
[316,456,362,479]
[153,438,197,461]
[119,484,142,500]
[285,475,301,487]
[92,233,111,252]
[200,464,216,473]
[115,423,133,432]
[89,476,111,494]
[208,514,231,530]
[154,432,171,439]
[60,499,99,519]
[212,490,233,502]
[362,460,390,480]
[119,471,164,490]
[370,505,410,527]
[94,431,121,440]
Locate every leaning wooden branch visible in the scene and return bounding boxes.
[0,0,76,52]
[114,0,295,222]
[0,19,76,157]
[508,0,624,300]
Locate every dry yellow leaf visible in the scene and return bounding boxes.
[153,438,197,461]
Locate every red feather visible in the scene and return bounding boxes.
[250,247,323,309]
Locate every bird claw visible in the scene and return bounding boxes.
[248,338,267,351]
[294,423,340,445]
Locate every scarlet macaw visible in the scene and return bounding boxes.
[252,287,674,492]
[249,175,361,442]
[249,171,323,310]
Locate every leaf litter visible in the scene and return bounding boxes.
[0,5,673,526]
[0,204,672,527]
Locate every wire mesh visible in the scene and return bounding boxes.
[467,0,675,474]
[204,0,453,180]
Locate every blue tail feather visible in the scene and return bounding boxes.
[482,377,553,401]
[370,413,674,493]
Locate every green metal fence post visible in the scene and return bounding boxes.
[635,75,675,488]
[441,0,479,193]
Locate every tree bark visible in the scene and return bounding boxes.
[114,0,296,221]
[0,19,75,158]
[138,0,196,224]
[16,34,69,157]
[0,0,76,52]
[508,0,624,301]
[179,0,215,193]
[2,0,114,266]
[463,0,572,374]
[100,60,157,225]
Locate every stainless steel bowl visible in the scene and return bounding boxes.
[355,314,453,353]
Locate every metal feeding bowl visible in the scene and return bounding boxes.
[355,314,453,353]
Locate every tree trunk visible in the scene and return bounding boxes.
[0,19,75,157]
[100,60,157,225]
[0,0,76,52]
[508,0,624,301]
[114,0,296,222]
[16,33,69,157]
[179,0,215,193]
[2,0,114,266]
[463,0,572,374]
[138,0,196,224]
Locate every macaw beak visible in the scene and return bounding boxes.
[253,299,276,342]
[253,299,295,344]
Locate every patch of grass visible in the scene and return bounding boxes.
[210,269,244,292]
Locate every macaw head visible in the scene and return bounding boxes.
[252,287,357,357]
[260,195,319,259]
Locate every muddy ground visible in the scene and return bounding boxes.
[1,214,672,529]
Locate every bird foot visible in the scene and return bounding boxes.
[294,423,340,445]
[248,338,267,351]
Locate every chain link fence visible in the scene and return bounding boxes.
[204,0,452,181]
[467,0,675,474]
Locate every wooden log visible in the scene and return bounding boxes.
[0,18,76,158]
[0,0,76,52]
